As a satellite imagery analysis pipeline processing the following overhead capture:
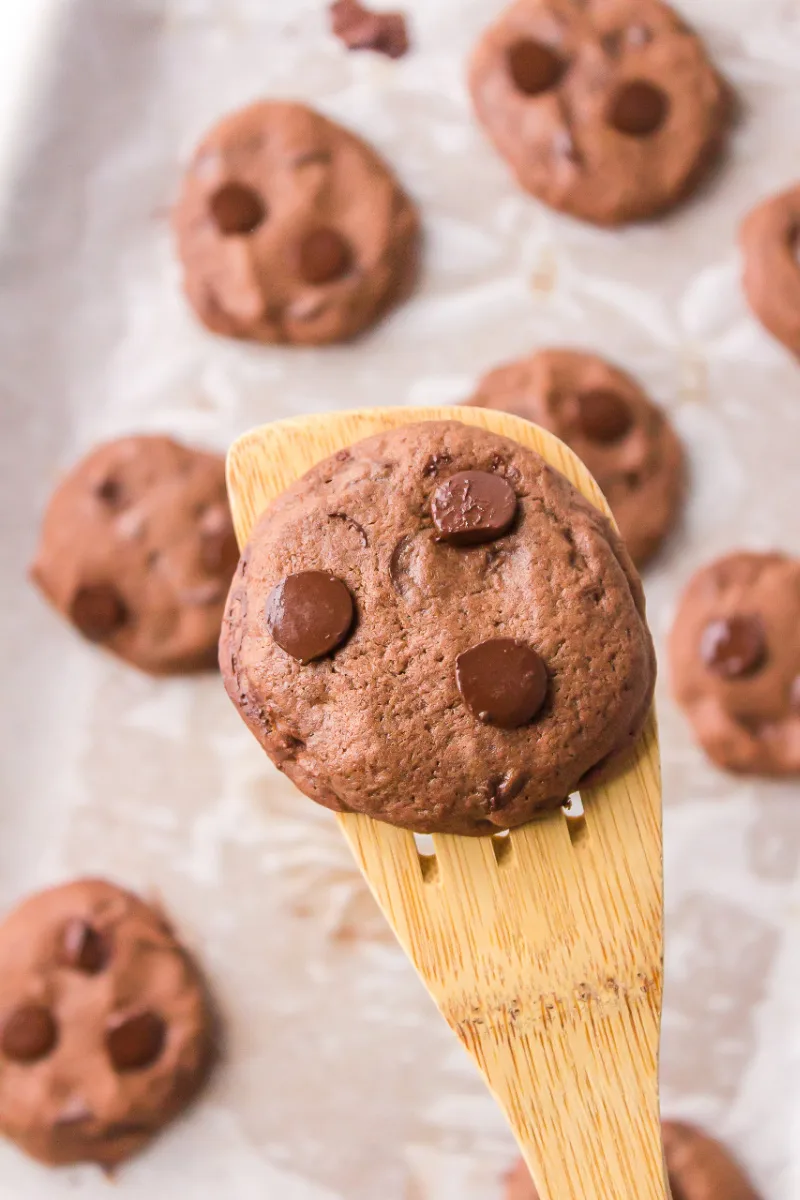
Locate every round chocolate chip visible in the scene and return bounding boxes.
[209,182,266,235]
[266,571,355,664]
[608,80,669,136]
[106,1011,166,1073]
[297,228,353,285]
[95,476,126,509]
[70,584,127,642]
[700,615,766,679]
[431,470,517,546]
[456,638,548,729]
[2,1005,58,1063]
[58,919,108,974]
[507,39,565,96]
[577,389,634,444]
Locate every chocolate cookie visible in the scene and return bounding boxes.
[0,879,214,1169]
[740,184,800,358]
[468,348,684,566]
[30,435,238,675]
[173,101,419,345]
[221,420,655,835]
[467,0,730,226]
[669,552,800,775]
[505,1120,760,1200]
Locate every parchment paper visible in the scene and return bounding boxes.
[0,0,799,1196]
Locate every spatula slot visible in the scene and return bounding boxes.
[413,832,439,883]
[491,829,514,866]
[562,793,588,845]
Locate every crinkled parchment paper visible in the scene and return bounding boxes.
[0,0,799,1196]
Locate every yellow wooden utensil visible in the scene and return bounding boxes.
[226,405,666,1200]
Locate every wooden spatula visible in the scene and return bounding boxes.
[226,405,666,1200]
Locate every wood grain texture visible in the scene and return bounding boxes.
[226,406,666,1200]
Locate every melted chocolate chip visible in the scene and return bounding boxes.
[507,39,566,96]
[70,584,127,642]
[2,1005,57,1062]
[58,919,108,974]
[266,571,354,663]
[608,80,669,137]
[431,471,517,546]
[700,615,767,679]
[209,183,266,235]
[106,1011,166,1073]
[422,451,453,478]
[577,389,634,443]
[297,228,353,284]
[456,638,548,728]
[96,477,126,509]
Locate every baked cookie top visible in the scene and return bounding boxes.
[468,0,730,226]
[221,421,655,834]
[669,552,800,776]
[469,347,685,566]
[173,101,420,345]
[30,435,238,676]
[740,184,800,358]
[0,879,213,1169]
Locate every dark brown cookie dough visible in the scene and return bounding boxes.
[468,348,684,566]
[0,879,214,1169]
[740,184,800,358]
[505,1120,760,1199]
[173,101,419,345]
[30,435,238,675]
[467,0,730,226]
[669,552,800,775]
[221,420,655,835]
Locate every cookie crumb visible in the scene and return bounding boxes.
[329,0,410,59]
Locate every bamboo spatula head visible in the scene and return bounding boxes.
[226,405,666,1200]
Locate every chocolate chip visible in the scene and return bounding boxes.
[700,615,766,679]
[2,1005,57,1062]
[70,584,127,642]
[266,571,354,663]
[297,228,353,285]
[209,182,266,235]
[96,477,126,509]
[456,638,547,728]
[330,0,409,59]
[431,470,517,546]
[507,39,566,96]
[106,1011,166,1073]
[422,451,453,478]
[577,389,634,443]
[608,80,669,136]
[58,919,108,974]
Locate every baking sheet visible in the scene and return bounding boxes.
[1,0,799,1196]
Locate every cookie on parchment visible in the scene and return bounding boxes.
[468,348,684,567]
[221,420,655,835]
[173,101,420,345]
[0,879,214,1169]
[468,0,730,226]
[741,183,800,358]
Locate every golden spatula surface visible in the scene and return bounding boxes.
[226,406,665,1200]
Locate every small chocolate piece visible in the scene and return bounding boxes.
[608,80,669,136]
[329,0,409,60]
[456,638,547,728]
[577,389,634,444]
[507,39,565,96]
[209,182,266,235]
[2,1005,57,1063]
[96,477,126,509]
[69,584,127,642]
[266,571,354,663]
[59,919,107,974]
[431,470,517,546]
[700,615,766,679]
[106,1011,166,1073]
[297,228,353,285]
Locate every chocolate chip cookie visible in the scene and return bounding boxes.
[669,552,800,775]
[0,879,214,1169]
[740,184,800,358]
[506,1120,760,1200]
[30,435,238,675]
[173,101,419,345]
[221,420,655,835]
[467,0,730,226]
[468,348,684,566]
